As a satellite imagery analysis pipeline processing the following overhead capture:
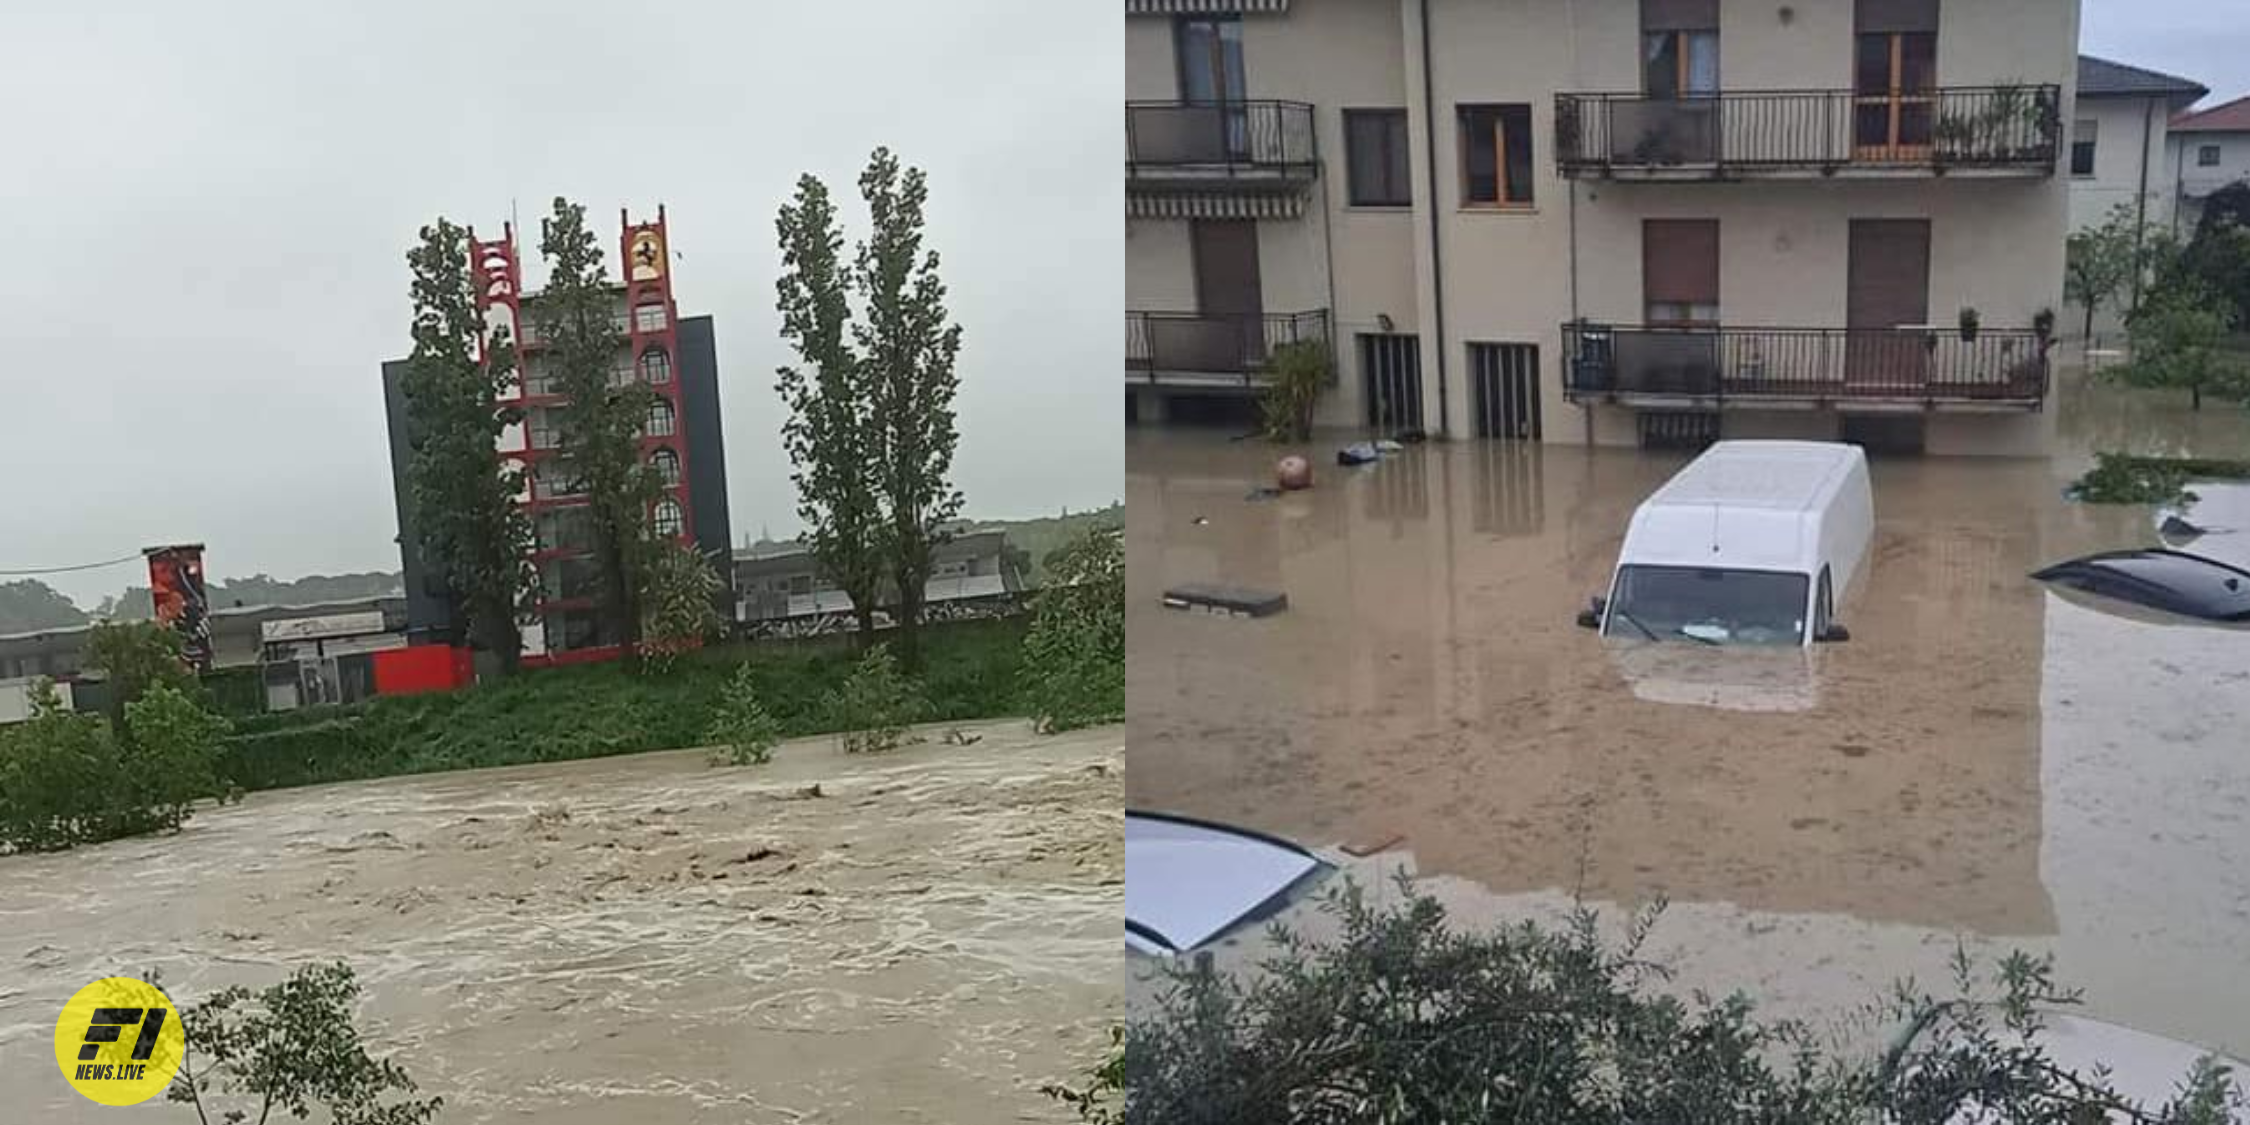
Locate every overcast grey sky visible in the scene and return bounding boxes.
[0,1,1121,608]
[2084,1,2250,109]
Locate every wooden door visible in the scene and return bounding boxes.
[1846,219,1931,391]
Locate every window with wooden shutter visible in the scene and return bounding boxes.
[1643,219,1720,325]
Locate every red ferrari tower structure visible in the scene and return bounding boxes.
[464,207,702,664]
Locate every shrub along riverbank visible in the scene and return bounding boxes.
[219,618,1029,792]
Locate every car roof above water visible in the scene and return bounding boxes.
[1625,441,1868,576]
[1644,441,1863,514]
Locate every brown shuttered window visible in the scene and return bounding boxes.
[1643,219,1720,325]
[1854,0,1938,33]
[1642,0,1718,31]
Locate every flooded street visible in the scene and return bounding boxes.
[0,720,1122,1123]
[1127,368,2250,1057]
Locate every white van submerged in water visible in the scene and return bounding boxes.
[1578,440,1873,648]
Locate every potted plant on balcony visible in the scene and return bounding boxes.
[1933,113,1977,161]
[2033,306,2056,349]
[1958,306,1981,343]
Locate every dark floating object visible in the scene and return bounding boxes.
[2158,514,2207,543]
[1162,582,1288,618]
[2030,548,2250,625]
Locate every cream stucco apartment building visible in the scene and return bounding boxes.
[1127,0,2080,455]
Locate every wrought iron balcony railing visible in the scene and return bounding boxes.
[1126,100,1319,179]
[1556,85,2061,177]
[1127,309,1331,383]
[1562,322,2050,405]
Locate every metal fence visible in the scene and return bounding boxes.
[1556,85,2061,175]
[1127,309,1331,382]
[1562,323,2050,403]
[1126,100,1319,176]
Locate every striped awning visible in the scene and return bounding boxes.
[1128,191,1305,220]
[1125,0,1290,13]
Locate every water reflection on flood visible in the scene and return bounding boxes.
[0,722,1123,1123]
[1127,369,2250,1056]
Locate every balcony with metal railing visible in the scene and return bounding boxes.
[1126,309,1331,386]
[1555,85,2061,180]
[1126,100,1319,186]
[1562,322,2050,409]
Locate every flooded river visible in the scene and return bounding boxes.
[1127,368,2250,1057]
[0,720,1122,1123]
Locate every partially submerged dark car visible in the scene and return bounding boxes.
[2030,548,2250,626]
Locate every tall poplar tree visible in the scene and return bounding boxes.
[856,147,965,666]
[537,197,659,649]
[776,174,886,642]
[400,218,531,670]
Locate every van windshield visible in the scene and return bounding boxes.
[1605,565,1810,646]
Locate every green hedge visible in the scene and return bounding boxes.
[217,619,1028,792]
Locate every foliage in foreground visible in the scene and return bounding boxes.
[1083,878,2244,1125]
[169,962,440,1125]
[2067,452,2250,505]
[825,643,927,754]
[706,663,783,766]
[0,682,233,853]
[1020,527,1125,733]
[1260,339,1332,443]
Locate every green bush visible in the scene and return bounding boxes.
[1259,340,1332,443]
[825,643,927,754]
[198,665,267,719]
[120,684,235,823]
[1021,527,1124,733]
[215,619,1025,791]
[0,681,232,852]
[2067,452,2250,505]
[1111,877,2247,1124]
[706,663,782,766]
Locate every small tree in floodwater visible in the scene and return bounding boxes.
[707,663,783,766]
[1078,876,2248,1124]
[1020,526,1124,733]
[824,643,925,754]
[168,962,440,1125]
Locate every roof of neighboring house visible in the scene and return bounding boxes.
[732,529,1008,569]
[2172,94,2250,134]
[2077,55,2209,103]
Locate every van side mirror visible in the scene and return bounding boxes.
[1816,623,1851,643]
[1576,596,1605,630]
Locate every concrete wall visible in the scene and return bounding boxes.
[2069,95,2173,233]
[1576,179,2068,332]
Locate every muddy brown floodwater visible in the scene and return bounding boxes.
[1128,367,2250,1058]
[0,720,1121,1123]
